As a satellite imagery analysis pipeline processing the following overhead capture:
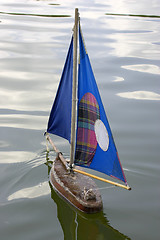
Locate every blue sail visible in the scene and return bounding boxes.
[47,37,73,142]
[75,27,127,184]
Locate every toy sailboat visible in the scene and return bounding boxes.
[45,8,131,213]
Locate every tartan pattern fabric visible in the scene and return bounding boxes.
[75,92,100,166]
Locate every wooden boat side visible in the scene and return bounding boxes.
[50,157,103,213]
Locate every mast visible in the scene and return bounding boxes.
[70,8,79,168]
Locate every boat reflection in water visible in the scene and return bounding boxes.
[45,152,130,240]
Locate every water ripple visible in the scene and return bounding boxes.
[117,90,160,100]
[8,181,50,201]
[0,11,71,18]
[106,13,160,18]
[122,64,160,75]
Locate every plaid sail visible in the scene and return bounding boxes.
[75,92,100,165]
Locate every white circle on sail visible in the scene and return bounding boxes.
[94,119,109,151]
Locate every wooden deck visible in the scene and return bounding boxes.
[50,157,103,213]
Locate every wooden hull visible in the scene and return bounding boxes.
[50,157,103,213]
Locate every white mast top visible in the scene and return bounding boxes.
[70,8,79,168]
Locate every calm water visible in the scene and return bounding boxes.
[0,0,160,239]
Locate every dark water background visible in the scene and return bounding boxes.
[0,0,160,239]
